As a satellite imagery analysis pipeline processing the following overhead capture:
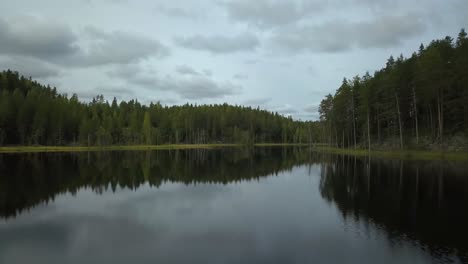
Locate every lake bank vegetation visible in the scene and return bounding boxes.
[310,146,468,161]
[0,70,315,147]
[0,143,311,153]
[318,29,468,152]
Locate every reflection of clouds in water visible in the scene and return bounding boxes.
[0,214,162,264]
[0,165,433,264]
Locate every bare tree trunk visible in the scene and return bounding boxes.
[352,93,357,149]
[377,114,381,144]
[342,130,345,149]
[429,106,434,140]
[412,85,419,144]
[395,92,403,149]
[437,89,444,143]
[335,127,338,148]
[347,131,350,149]
[367,111,371,153]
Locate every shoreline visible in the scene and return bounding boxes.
[1,144,467,160]
[0,143,310,153]
[311,147,468,161]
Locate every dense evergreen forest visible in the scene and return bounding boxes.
[318,29,468,150]
[1,29,467,149]
[0,71,315,146]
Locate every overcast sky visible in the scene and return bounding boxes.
[1,0,467,120]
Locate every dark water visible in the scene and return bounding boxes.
[1,148,468,264]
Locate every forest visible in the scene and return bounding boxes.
[0,70,315,146]
[318,29,468,150]
[1,29,467,149]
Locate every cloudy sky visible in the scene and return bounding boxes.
[1,0,467,120]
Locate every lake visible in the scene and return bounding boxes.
[1,147,467,263]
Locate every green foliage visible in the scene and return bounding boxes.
[0,70,314,146]
[318,29,468,149]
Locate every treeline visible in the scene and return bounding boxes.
[0,70,315,146]
[318,29,468,149]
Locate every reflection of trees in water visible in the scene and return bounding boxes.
[0,147,312,219]
[319,154,468,261]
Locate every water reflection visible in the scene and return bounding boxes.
[0,148,467,263]
[319,154,468,262]
[0,147,311,218]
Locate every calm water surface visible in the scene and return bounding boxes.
[0,148,467,263]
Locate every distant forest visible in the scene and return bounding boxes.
[0,71,314,146]
[0,29,467,148]
[318,29,468,149]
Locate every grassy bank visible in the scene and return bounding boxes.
[0,144,243,153]
[0,143,311,153]
[254,143,310,147]
[2,144,466,161]
[312,146,468,161]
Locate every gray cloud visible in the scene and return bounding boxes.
[174,33,259,54]
[273,104,298,116]
[303,104,319,113]
[0,17,169,68]
[295,112,320,121]
[0,17,78,60]
[271,14,426,53]
[233,73,248,80]
[306,66,315,75]
[244,59,260,65]
[72,26,169,66]
[77,84,136,101]
[155,4,199,19]
[175,65,200,76]
[222,0,323,29]
[169,77,241,99]
[203,69,213,76]
[107,63,149,80]
[96,85,136,97]
[243,98,271,106]
[109,64,241,100]
[0,55,60,79]
[453,0,468,24]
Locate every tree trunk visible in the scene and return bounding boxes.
[342,130,345,149]
[377,115,381,144]
[412,85,419,144]
[437,89,444,143]
[335,128,338,148]
[352,94,357,149]
[367,110,371,153]
[429,106,434,140]
[395,92,403,149]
